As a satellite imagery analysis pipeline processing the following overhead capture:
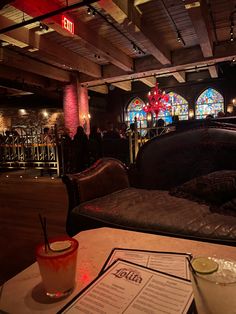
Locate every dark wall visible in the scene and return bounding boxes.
[0,94,62,108]
[88,91,109,130]
[106,72,236,123]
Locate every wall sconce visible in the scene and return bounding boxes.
[42,110,48,118]
[232,98,236,105]
[147,112,152,121]
[81,114,91,133]
[19,109,26,115]
[189,109,194,119]
[227,104,234,113]
[82,113,91,120]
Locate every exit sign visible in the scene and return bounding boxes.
[62,15,74,34]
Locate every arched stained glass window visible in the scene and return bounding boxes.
[166,92,189,121]
[156,106,172,124]
[195,88,224,119]
[157,92,188,123]
[126,97,147,131]
[126,93,189,130]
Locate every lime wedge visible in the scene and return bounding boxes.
[192,257,219,274]
[50,240,72,252]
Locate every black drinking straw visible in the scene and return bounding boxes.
[39,214,50,252]
[187,257,197,275]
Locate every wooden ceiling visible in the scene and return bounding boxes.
[0,0,235,97]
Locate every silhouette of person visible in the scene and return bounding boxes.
[60,128,72,174]
[217,111,225,118]
[206,114,214,120]
[157,118,165,135]
[41,127,52,144]
[89,125,103,163]
[73,126,89,172]
[103,122,120,139]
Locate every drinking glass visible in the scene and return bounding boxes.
[189,257,236,314]
[36,236,78,298]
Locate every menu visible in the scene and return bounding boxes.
[101,248,191,280]
[58,259,194,314]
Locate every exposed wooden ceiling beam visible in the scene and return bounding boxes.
[0,34,28,48]
[134,0,152,6]
[12,0,134,72]
[0,93,61,106]
[88,85,108,94]
[98,0,171,65]
[139,76,156,87]
[0,15,31,48]
[31,32,101,78]
[0,15,101,78]
[0,64,56,88]
[0,86,32,96]
[185,0,213,57]
[0,47,71,82]
[172,71,186,83]
[80,42,236,86]
[112,80,132,91]
[208,65,218,78]
[0,67,61,99]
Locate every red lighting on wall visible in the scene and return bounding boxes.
[63,84,78,137]
[62,15,74,34]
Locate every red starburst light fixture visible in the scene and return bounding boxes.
[143,82,171,117]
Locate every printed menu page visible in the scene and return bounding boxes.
[58,260,194,314]
[101,248,191,280]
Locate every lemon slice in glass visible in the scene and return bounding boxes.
[192,257,219,274]
[50,240,72,252]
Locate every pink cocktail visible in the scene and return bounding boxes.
[36,236,78,298]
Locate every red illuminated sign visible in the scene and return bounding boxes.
[62,15,74,34]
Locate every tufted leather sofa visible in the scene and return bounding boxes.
[63,123,236,245]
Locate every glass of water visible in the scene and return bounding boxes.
[189,256,236,314]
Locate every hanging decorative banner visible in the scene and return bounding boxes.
[143,82,171,117]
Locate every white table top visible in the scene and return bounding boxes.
[1,227,236,314]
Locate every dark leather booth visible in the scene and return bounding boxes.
[63,124,236,246]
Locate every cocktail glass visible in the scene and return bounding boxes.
[36,236,78,298]
[189,257,236,314]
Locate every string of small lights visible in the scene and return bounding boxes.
[230,8,236,42]
[4,174,55,179]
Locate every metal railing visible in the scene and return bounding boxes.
[127,124,175,164]
[0,124,176,174]
[0,128,60,176]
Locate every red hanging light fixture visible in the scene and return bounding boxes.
[143,82,171,117]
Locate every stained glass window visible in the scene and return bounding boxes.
[126,93,189,131]
[126,97,147,134]
[195,88,224,119]
[167,92,189,121]
[156,92,188,123]
[156,107,172,124]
